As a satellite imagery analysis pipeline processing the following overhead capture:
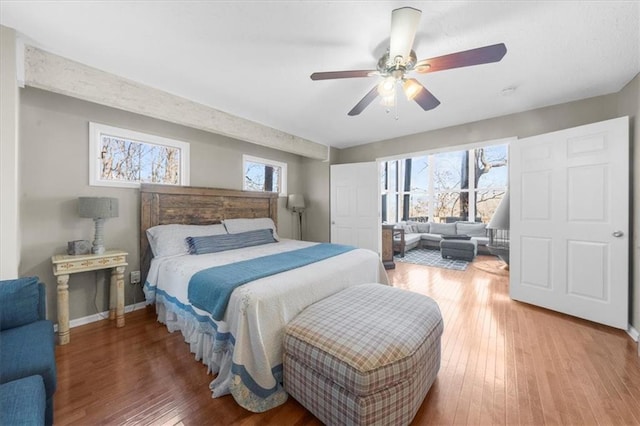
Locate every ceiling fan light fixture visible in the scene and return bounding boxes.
[402,78,423,100]
[377,76,396,97]
[380,94,395,107]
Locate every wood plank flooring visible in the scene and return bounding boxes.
[54,255,640,425]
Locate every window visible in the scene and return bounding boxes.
[381,143,508,224]
[89,122,190,188]
[243,155,287,196]
[406,156,429,221]
[475,145,509,222]
[433,151,468,222]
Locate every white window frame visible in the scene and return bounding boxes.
[89,122,190,188]
[242,154,288,196]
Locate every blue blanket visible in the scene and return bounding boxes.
[188,243,356,320]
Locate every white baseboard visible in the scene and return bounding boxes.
[628,325,639,342]
[53,302,147,332]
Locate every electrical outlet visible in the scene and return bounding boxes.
[130,270,141,284]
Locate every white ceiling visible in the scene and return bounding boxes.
[1,1,639,149]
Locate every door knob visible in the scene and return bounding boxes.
[612,231,624,237]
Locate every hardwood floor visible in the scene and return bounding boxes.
[54,255,640,425]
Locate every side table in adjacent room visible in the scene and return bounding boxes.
[381,224,396,269]
[51,250,128,345]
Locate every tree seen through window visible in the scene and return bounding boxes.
[242,155,287,195]
[100,136,180,184]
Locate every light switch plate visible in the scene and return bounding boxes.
[130,270,141,284]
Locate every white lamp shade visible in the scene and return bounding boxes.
[287,194,305,211]
[78,197,119,219]
[487,192,509,230]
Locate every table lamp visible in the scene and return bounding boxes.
[287,194,306,240]
[78,197,119,254]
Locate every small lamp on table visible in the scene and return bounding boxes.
[78,197,119,255]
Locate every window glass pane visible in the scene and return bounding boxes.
[243,156,285,194]
[388,193,397,223]
[408,194,429,221]
[476,145,508,189]
[476,190,507,223]
[271,167,281,193]
[381,194,388,223]
[409,156,428,192]
[433,151,466,191]
[388,161,397,192]
[381,162,388,191]
[100,135,181,185]
[433,191,464,223]
[244,161,282,192]
[91,123,189,188]
[244,161,265,191]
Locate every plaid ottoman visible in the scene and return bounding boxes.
[283,283,443,425]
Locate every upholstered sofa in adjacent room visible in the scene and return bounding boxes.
[0,277,57,425]
[393,221,490,256]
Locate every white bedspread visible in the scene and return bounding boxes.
[144,239,388,412]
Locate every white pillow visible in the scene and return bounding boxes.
[222,218,279,241]
[146,224,227,257]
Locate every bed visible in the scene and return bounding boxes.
[140,184,388,412]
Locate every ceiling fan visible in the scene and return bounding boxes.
[310,7,507,116]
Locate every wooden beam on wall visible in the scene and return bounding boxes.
[23,46,328,161]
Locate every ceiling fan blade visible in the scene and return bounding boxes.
[389,7,422,64]
[348,85,379,116]
[406,79,441,111]
[414,43,507,73]
[310,70,377,80]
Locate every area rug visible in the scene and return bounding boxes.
[472,259,509,276]
[395,248,469,271]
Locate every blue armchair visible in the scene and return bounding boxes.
[0,276,57,425]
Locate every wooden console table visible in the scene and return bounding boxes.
[51,250,128,345]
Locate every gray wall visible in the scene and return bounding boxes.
[335,73,640,332]
[19,87,308,323]
[0,26,20,279]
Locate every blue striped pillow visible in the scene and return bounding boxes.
[186,229,277,254]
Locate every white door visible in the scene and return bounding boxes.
[510,116,629,329]
[330,162,380,253]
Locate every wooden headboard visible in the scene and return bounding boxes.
[140,184,278,282]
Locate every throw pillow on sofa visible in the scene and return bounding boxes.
[430,222,456,235]
[415,222,430,233]
[398,223,417,233]
[456,222,487,237]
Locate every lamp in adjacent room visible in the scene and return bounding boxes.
[287,194,306,240]
[78,197,119,255]
[487,191,510,269]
